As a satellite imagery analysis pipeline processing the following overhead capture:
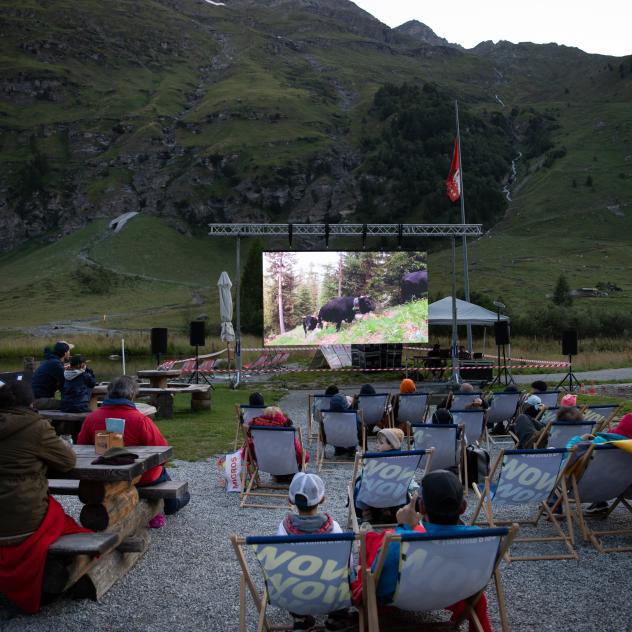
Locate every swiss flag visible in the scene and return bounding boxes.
[446,139,461,203]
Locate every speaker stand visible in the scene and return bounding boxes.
[489,344,514,387]
[556,355,579,392]
[187,345,213,386]
[155,353,161,369]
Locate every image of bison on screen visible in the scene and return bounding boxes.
[263,251,428,346]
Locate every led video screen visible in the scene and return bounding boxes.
[263,251,428,346]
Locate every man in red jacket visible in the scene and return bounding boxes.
[78,375,190,521]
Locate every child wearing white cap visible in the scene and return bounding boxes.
[278,473,355,632]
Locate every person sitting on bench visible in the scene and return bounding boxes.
[31,341,72,410]
[0,380,89,613]
[77,376,190,526]
[60,355,96,413]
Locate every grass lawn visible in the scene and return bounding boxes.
[154,385,286,461]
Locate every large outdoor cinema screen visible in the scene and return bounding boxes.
[263,251,428,347]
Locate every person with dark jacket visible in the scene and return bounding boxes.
[31,341,72,410]
[512,395,547,448]
[61,355,96,413]
[0,380,88,613]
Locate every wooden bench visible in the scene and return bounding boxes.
[49,478,189,501]
[137,480,188,500]
[48,532,118,557]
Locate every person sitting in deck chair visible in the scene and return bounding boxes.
[530,380,548,394]
[354,428,418,525]
[511,394,548,448]
[321,393,362,457]
[351,470,491,632]
[242,406,309,480]
[276,473,354,631]
[391,378,417,432]
[78,375,190,525]
[0,380,90,613]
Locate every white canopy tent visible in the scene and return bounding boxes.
[429,297,510,327]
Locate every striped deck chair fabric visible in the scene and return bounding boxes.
[317,410,359,470]
[157,359,176,370]
[412,423,462,473]
[365,527,516,632]
[180,359,196,375]
[395,393,428,425]
[198,359,216,373]
[348,449,430,530]
[470,448,577,561]
[450,392,483,410]
[566,443,632,553]
[451,409,486,445]
[231,532,361,631]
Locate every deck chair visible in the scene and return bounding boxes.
[157,359,176,370]
[582,405,622,431]
[470,448,577,561]
[180,359,196,375]
[347,449,432,531]
[537,407,559,425]
[357,393,392,446]
[411,423,463,478]
[234,404,267,450]
[395,393,428,427]
[537,390,561,408]
[243,353,270,371]
[451,409,486,445]
[198,358,217,373]
[241,426,305,509]
[450,392,483,410]
[231,532,361,632]
[364,526,518,632]
[317,410,360,471]
[534,420,597,449]
[486,392,521,444]
[566,443,632,553]
[306,394,334,444]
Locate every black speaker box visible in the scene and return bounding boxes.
[190,321,206,347]
[562,330,578,356]
[494,321,510,346]
[150,328,168,355]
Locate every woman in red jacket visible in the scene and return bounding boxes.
[78,375,190,521]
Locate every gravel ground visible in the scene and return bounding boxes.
[1,386,631,631]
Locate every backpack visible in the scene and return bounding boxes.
[466,444,490,485]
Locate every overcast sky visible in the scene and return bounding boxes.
[353,0,630,57]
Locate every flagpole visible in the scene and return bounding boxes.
[455,100,473,354]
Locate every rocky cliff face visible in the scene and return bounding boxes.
[393,19,459,49]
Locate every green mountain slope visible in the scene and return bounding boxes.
[1,0,631,332]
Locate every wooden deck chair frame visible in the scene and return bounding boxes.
[565,443,632,553]
[533,420,596,449]
[240,426,305,510]
[395,392,429,427]
[234,404,267,450]
[582,405,622,433]
[316,409,360,471]
[470,447,578,561]
[347,448,433,531]
[231,532,363,632]
[364,525,519,632]
[306,393,335,445]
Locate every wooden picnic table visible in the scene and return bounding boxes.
[137,369,182,389]
[40,403,157,441]
[45,445,172,599]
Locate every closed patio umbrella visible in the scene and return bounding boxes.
[218,272,235,372]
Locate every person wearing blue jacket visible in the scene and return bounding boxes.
[60,355,96,413]
[31,341,72,410]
